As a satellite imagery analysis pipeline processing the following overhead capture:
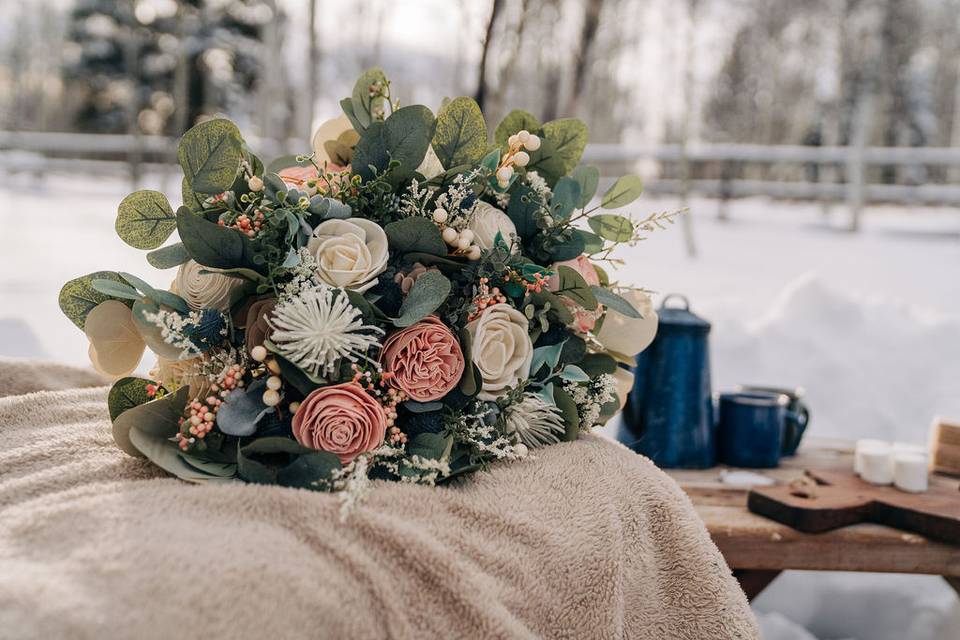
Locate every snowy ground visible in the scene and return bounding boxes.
[1,169,959,639]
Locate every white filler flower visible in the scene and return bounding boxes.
[267,285,383,378]
[504,394,566,448]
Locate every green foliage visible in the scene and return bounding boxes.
[494,109,542,149]
[550,177,581,222]
[176,207,258,271]
[178,118,244,195]
[578,353,618,376]
[600,175,644,209]
[571,165,600,208]
[147,243,190,269]
[526,119,588,185]
[394,271,451,327]
[350,67,390,130]
[591,286,641,318]
[112,386,188,459]
[506,185,541,241]
[353,105,436,186]
[575,229,604,254]
[384,217,447,255]
[588,214,635,242]
[59,271,132,331]
[554,265,598,310]
[115,190,176,250]
[456,328,480,397]
[237,437,341,489]
[181,176,205,212]
[107,376,155,422]
[91,279,141,301]
[432,96,488,169]
[131,299,188,361]
[117,272,190,313]
[553,386,580,441]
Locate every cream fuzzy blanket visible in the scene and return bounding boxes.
[0,363,757,639]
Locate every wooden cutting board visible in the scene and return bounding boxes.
[748,469,960,545]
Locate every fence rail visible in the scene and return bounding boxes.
[4,132,960,224]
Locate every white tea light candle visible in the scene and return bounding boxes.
[854,439,890,476]
[893,453,928,493]
[859,447,894,485]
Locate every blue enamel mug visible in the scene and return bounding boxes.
[717,392,798,468]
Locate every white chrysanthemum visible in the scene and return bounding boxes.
[504,394,566,448]
[267,285,383,378]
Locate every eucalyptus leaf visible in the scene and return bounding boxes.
[506,185,540,241]
[407,432,450,460]
[578,353,618,376]
[350,67,389,129]
[541,118,588,178]
[531,341,565,375]
[216,379,274,436]
[238,437,340,489]
[555,265,598,310]
[112,386,189,458]
[384,217,447,255]
[575,229,605,254]
[548,233,586,262]
[393,271,451,327]
[147,242,190,269]
[131,299,190,360]
[128,425,234,484]
[587,214,635,242]
[590,286,641,318]
[353,105,436,186]
[119,272,190,314]
[571,165,600,208]
[432,96,488,169]
[178,452,237,478]
[550,177,581,222]
[181,176,205,211]
[340,97,365,133]
[107,376,155,422]
[403,400,445,414]
[560,364,591,382]
[457,328,479,397]
[115,190,176,249]
[480,148,501,171]
[553,386,580,441]
[176,207,259,271]
[600,175,644,209]
[178,118,244,195]
[59,271,132,331]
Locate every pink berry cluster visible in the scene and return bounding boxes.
[350,365,408,446]
[175,363,246,451]
[219,209,266,238]
[468,277,508,321]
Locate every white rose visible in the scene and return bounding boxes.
[468,201,517,251]
[307,218,389,292]
[466,303,533,400]
[416,145,444,180]
[596,290,659,357]
[174,260,245,312]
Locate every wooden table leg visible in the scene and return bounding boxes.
[734,569,783,601]
[944,576,960,597]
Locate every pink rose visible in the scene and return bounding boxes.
[381,316,465,402]
[277,164,347,196]
[292,383,387,464]
[547,255,603,333]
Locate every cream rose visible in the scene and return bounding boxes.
[465,303,533,400]
[174,260,245,312]
[468,201,517,251]
[307,218,389,292]
[596,290,659,357]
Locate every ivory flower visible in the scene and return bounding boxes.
[174,260,244,313]
[465,303,533,401]
[85,300,146,377]
[293,382,387,464]
[381,316,465,402]
[468,201,517,251]
[311,115,358,167]
[307,218,389,292]
[596,290,659,357]
[612,366,634,410]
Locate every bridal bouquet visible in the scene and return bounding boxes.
[59,68,668,497]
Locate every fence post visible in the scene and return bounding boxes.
[124,31,142,191]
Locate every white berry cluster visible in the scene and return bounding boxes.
[496,129,542,188]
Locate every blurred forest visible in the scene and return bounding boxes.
[2,0,959,170]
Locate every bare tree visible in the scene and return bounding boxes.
[564,0,605,116]
[475,0,505,110]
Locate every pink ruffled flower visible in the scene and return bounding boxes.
[380,316,465,402]
[547,255,603,333]
[292,383,387,464]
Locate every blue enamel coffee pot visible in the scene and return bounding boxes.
[618,294,715,468]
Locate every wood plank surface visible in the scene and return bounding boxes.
[666,438,960,576]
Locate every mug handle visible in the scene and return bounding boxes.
[783,405,809,453]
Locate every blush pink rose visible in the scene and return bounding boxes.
[292,383,387,464]
[277,164,347,195]
[547,255,603,333]
[380,316,465,402]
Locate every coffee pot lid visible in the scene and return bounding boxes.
[658,294,710,332]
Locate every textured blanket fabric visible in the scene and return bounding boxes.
[0,375,757,639]
[0,357,107,398]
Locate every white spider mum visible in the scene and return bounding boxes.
[503,394,566,448]
[267,285,383,378]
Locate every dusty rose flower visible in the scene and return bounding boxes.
[243,297,277,356]
[277,164,347,197]
[381,316,465,402]
[292,383,387,464]
[392,262,439,295]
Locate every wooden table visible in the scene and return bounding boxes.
[665,437,960,600]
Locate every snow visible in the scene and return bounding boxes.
[1,169,958,639]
